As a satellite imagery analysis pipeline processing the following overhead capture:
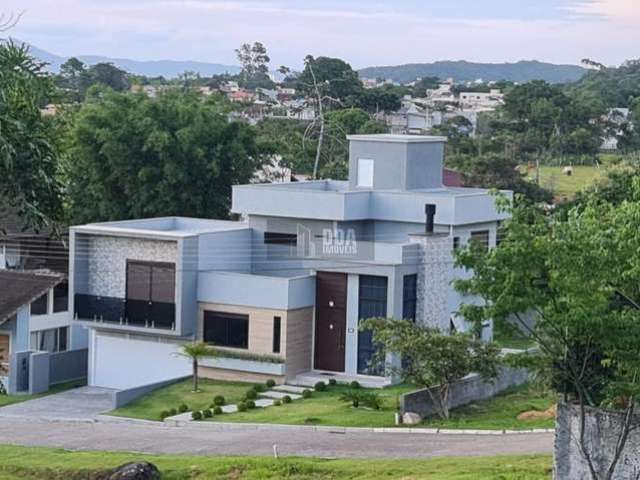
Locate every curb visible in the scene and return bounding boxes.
[95,414,554,435]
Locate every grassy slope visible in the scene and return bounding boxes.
[522,165,605,198]
[0,445,552,479]
[217,384,413,428]
[110,378,255,420]
[425,385,556,430]
[111,377,556,430]
[0,380,86,408]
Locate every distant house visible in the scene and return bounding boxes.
[228,89,255,103]
[601,108,631,151]
[0,270,85,393]
[459,89,504,109]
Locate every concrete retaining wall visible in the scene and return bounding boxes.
[400,366,529,417]
[29,352,50,395]
[112,375,190,409]
[50,349,88,385]
[554,402,640,479]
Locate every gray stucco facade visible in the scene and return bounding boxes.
[69,134,511,389]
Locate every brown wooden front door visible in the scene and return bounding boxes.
[0,334,10,376]
[314,272,347,372]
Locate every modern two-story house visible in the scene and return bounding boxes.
[69,134,511,390]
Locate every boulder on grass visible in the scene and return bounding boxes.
[104,461,160,480]
[402,412,422,425]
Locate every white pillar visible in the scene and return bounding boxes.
[344,274,359,375]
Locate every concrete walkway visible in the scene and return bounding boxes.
[0,387,115,421]
[0,416,554,459]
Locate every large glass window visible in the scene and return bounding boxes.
[264,232,297,246]
[30,293,48,315]
[470,230,490,251]
[204,311,249,349]
[358,275,387,375]
[272,316,281,354]
[53,281,68,313]
[403,274,417,321]
[30,327,68,353]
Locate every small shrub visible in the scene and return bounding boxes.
[202,409,213,419]
[314,381,327,391]
[213,406,223,415]
[169,408,177,416]
[339,390,381,409]
[266,379,276,388]
[246,400,256,409]
[245,389,258,400]
[237,402,248,412]
[191,411,203,421]
[178,403,189,413]
[282,395,292,404]
[302,389,312,399]
[350,381,361,389]
[328,378,337,386]
[273,399,282,406]
[213,395,225,406]
[159,410,170,420]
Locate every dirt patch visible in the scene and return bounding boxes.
[517,404,556,421]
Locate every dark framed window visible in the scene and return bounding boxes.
[204,311,249,349]
[272,316,281,354]
[358,275,388,375]
[453,237,460,250]
[402,274,417,321]
[53,281,68,313]
[125,260,176,329]
[264,232,297,246]
[470,230,490,251]
[31,293,48,315]
[30,326,68,353]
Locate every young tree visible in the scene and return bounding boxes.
[175,342,218,392]
[360,318,500,419]
[66,88,261,223]
[456,194,640,480]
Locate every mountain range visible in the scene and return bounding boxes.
[357,60,587,84]
[21,41,586,84]
[23,42,241,78]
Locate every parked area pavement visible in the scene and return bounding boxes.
[0,416,554,459]
[0,387,115,421]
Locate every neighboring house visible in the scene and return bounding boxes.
[459,89,504,109]
[0,270,84,392]
[69,134,511,390]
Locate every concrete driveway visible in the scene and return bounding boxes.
[0,386,116,421]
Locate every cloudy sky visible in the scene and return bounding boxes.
[4,0,639,68]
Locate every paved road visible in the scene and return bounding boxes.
[0,387,115,421]
[0,417,554,459]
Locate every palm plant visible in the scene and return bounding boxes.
[175,342,217,392]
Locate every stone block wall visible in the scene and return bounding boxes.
[87,236,178,298]
[555,403,640,479]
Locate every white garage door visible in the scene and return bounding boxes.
[89,331,191,390]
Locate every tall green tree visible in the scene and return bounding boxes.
[0,41,64,231]
[296,56,362,103]
[66,88,261,223]
[235,42,274,90]
[456,194,640,480]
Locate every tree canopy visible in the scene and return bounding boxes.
[65,88,261,223]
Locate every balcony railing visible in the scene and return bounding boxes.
[74,294,175,330]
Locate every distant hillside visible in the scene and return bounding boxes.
[18,40,241,78]
[358,60,587,84]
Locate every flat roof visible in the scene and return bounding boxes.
[72,217,249,239]
[346,134,448,144]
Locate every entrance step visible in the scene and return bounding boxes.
[273,385,311,395]
[254,398,275,408]
[260,390,302,400]
[221,404,238,414]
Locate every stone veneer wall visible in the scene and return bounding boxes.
[87,236,178,298]
[409,234,454,331]
[554,403,640,479]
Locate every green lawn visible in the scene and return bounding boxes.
[0,380,87,408]
[0,445,552,479]
[110,378,255,421]
[111,377,556,431]
[216,383,414,428]
[425,385,557,431]
[522,165,605,199]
